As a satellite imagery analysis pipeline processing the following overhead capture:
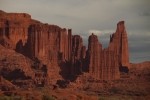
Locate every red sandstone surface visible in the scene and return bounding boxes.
[0,10,150,100]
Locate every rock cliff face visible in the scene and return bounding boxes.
[0,10,31,49]
[26,24,61,62]
[0,10,130,84]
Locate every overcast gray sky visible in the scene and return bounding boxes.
[0,0,150,63]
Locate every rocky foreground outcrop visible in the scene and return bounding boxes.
[0,10,131,89]
[0,44,34,89]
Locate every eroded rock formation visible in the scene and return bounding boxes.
[86,33,120,80]
[0,10,130,88]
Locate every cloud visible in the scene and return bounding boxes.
[87,30,150,62]
[139,12,150,17]
[88,30,101,36]
[88,30,114,36]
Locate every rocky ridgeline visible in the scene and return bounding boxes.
[0,10,130,88]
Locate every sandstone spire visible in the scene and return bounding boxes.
[109,21,130,69]
[86,33,102,79]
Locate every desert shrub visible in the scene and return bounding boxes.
[0,96,23,100]
[109,87,121,94]
[42,95,55,100]
[56,80,69,88]
[0,96,9,100]
[99,96,105,100]
[76,95,82,100]
[99,96,133,100]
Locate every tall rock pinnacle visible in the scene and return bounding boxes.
[109,21,130,69]
[86,33,102,79]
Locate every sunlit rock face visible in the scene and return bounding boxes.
[0,10,31,49]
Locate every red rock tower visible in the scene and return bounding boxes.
[86,33,102,79]
[119,22,130,68]
[109,21,130,69]
[86,33,120,80]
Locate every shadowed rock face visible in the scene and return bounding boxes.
[0,10,130,84]
[71,35,85,76]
